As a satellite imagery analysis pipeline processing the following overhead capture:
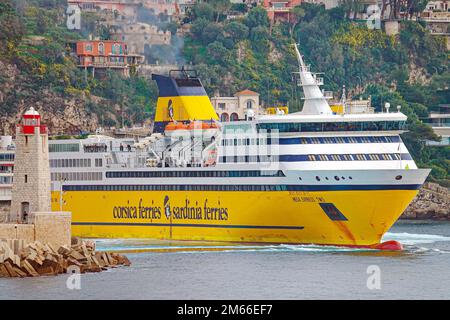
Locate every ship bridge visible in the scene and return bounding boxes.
[255,112,407,134]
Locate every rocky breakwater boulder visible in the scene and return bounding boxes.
[0,237,130,278]
[401,182,449,220]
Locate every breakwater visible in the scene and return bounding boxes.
[401,182,449,220]
[0,238,130,278]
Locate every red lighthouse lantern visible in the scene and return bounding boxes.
[19,107,47,134]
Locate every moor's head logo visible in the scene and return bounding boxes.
[168,100,174,119]
[164,195,171,219]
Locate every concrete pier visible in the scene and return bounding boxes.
[0,212,71,248]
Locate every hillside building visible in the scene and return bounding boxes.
[110,22,172,58]
[262,0,302,23]
[211,90,262,122]
[75,40,144,77]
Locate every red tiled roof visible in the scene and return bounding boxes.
[235,89,259,96]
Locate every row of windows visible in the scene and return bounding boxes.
[83,145,108,153]
[50,158,103,168]
[220,153,412,163]
[287,136,400,145]
[0,154,14,161]
[257,121,406,133]
[106,170,285,178]
[62,183,418,192]
[51,172,103,182]
[221,155,278,163]
[64,184,290,192]
[222,138,267,146]
[50,159,90,168]
[306,153,402,161]
[69,184,295,192]
[49,143,80,153]
[221,135,401,146]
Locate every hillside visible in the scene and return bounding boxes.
[0,0,157,134]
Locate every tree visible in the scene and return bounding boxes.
[290,6,306,34]
[224,21,249,43]
[207,41,229,63]
[244,6,270,30]
[193,2,214,21]
[250,26,270,53]
[190,18,210,40]
[405,0,428,19]
[163,21,179,35]
[209,0,232,23]
[201,22,223,45]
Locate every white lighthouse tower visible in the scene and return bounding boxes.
[10,107,51,222]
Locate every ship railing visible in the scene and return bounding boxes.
[300,65,310,73]
[311,73,324,86]
[323,91,333,99]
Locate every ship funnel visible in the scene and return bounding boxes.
[152,70,218,133]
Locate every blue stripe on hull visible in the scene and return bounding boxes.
[71,222,305,230]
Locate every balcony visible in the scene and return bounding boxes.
[79,61,128,68]
[421,11,450,22]
[312,73,324,86]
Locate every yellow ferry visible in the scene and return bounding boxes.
[48,44,429,249]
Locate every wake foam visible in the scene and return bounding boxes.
[92,231,450,254]
[383,232,450,245]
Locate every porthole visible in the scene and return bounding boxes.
[325,177,329,180]
[298,177,302,180]
[395,175,402,180]
[349,176,353,180]
[334,176,340,181]
[315,176,321,181]
[341,176,345,180]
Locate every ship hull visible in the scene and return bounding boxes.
[51,188,419,246]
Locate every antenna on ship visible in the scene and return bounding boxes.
[341,85,347,114]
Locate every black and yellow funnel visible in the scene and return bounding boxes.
[151,69,219,133]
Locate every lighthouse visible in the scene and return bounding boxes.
[10,107,51,222]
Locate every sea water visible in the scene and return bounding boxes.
[1,220,449,299]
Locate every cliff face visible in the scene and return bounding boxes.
[0,60,99,136]
[401,183,450,220]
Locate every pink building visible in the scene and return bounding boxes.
[262,0,302,23]
[75,40,144,77]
